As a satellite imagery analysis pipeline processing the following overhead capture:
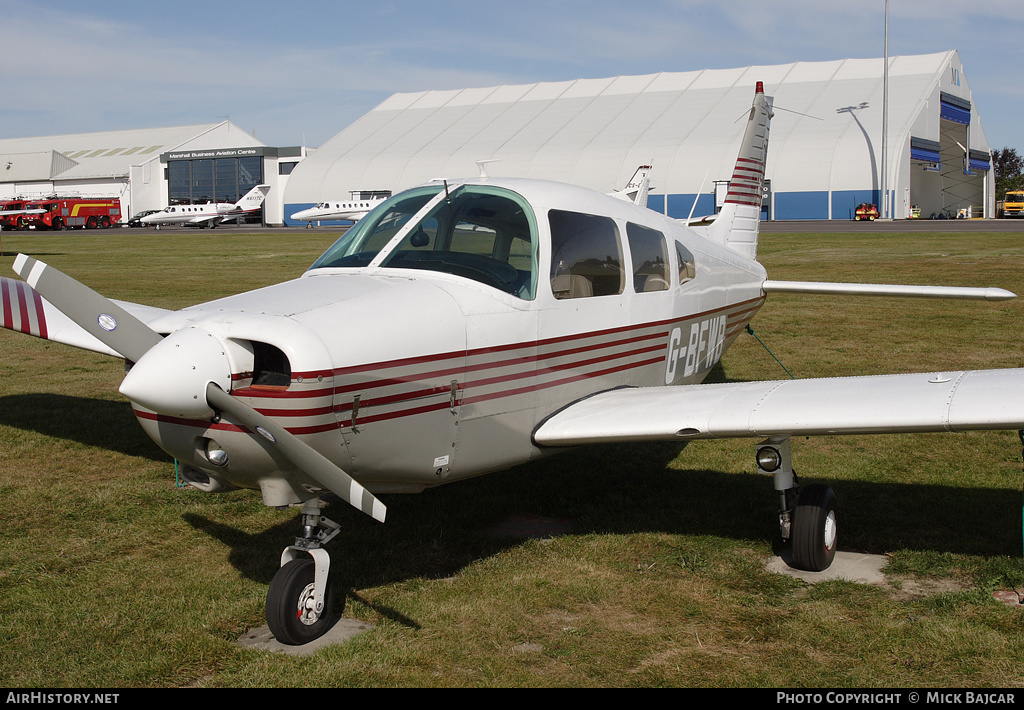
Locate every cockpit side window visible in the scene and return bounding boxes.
[626,222,669,293]
[549,210,623,299]
[380,187,538,300]
[309,185,539,300]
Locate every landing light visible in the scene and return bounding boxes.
[756,446,782,472]
[204,439,229,467]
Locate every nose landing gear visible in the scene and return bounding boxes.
[266,501,341,646]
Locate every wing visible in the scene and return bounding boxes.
[1,275,170,357]
[187,214,225,226]
[533,369,1024,446]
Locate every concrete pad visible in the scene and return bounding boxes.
[766,550,888,585]
[238,617,373,656]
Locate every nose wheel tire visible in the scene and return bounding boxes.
[266,558,335,646]
[790,484,838,572]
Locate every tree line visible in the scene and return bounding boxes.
[992,147,1024,199]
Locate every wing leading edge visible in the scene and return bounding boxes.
[533,369,1024,446]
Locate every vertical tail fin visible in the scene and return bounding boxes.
[234,184,270,211]
[609,165,652,207]
[707,83,773,261]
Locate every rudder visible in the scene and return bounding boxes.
[707,83,773,261]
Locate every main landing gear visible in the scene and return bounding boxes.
[756,437,838,572]
[266,500,340,646]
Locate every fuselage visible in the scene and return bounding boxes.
[132,178,766,507]
[140,202,260,227]
[290,197,387,223]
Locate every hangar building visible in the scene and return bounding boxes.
[284,50,992,223]
[0,122,306,226]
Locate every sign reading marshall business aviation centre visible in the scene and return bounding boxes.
[159,146,287,162]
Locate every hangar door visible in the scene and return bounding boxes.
[911,93,988,219]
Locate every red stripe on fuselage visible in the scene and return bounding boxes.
[137,296,766,433]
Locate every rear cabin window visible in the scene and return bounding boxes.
[676,241,696,285]
[549,210,624,299]
[626,223,670,292]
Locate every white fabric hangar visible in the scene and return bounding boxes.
[285,50,992,223]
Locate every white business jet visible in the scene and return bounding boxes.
[4,84,1024,646]
[290,191,390,225]
[140,184,270,228]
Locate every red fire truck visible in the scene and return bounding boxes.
[18,197,122,230]
[0,199,37,230]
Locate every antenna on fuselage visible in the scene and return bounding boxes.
[443,180,454,217]
[476,159,499,178]
[686,169,710,225]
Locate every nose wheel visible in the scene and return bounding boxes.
[265,502,340,646]
[266,556,336,645]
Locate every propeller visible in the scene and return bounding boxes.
[11,253,386,523]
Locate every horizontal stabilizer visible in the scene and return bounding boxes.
[534,369,1024,445]
[763,280,1016,301]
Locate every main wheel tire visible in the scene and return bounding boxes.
[790,484,838,572]
[265,558,335,646]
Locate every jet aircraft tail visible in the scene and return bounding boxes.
[707,83,773,261]
[608,165,651,208]
[234,184,271,212]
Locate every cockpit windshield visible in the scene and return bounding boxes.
[309,184,538,300]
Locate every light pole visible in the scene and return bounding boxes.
[881,0,890,220]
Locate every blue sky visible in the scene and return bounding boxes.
[2,0,1021,153]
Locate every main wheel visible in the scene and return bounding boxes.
[790,484,838,572]
[266,558,335,645]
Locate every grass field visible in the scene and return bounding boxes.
[2,226,1024,687]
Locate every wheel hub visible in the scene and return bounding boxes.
[823,510,837,552]
[296,582,322,626]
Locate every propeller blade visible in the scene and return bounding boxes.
[13,254,162,362]
[205,383,387,523]
[11,255,386,523]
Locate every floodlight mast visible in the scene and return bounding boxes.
[881,0,889,220]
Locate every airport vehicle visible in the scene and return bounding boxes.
[140,185,270,228]
[290,191,391,225]
[1003,190,1024,218]
[17,197,122,230]
[127,210,161,228]
[854,202,879,221]
[0,199,44,230]
[3,84,1024,646]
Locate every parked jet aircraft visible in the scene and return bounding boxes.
[3,84,1023,646]
[290,192,390,225]
[140,184,270,228]
[609,164,652,207]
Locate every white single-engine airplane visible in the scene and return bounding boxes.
[140,184,270,229]
[3,83,1024,646]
